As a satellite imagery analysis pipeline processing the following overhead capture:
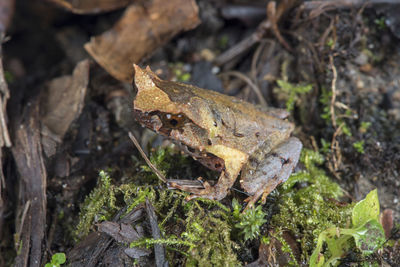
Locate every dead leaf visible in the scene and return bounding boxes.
[244,231,300,267]
[124,247,151,259]
[41,59,89,157]
[49,0,134,14]
[145,199,167,267]
[85,0,200,82]
[98,221,142,243]
[380,209,394,239]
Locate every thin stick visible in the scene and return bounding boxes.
[220,71,267,106]
[329,55,337,128]
[128,132,167,183]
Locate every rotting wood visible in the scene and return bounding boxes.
[11,99,47,267]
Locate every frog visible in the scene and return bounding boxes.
[132,64,302,208]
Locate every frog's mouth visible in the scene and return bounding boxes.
[175,141,225,172]
[133,109,225,172]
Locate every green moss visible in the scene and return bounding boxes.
[76,146,367,265]
[75,171,118,239]
[128,191,240,266]
[232,199,267,241]
[74,170,157,240]
[270,149,352,264]
[75,148,239,265]
[182,200,240,266]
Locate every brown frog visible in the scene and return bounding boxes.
[132,64,302,207]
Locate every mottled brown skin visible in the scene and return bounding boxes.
[132,65,302,208]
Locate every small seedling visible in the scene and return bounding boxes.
[353,140,365,154]
[45,253,66,267]
[276,80,312,112]
[359,121,371,133]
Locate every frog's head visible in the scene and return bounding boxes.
[132,64,244,173]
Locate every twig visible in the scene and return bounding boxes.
[331,123,343,176]
[0,33,11,148]
[219,71,267,106]
[250,40,267,82]
[214,34,260,67]
[214,0,298,66]
[329,55,337,128]
[328,55,343,178]
[266,1,293,52]
[15,200,31,248]
[128,132,167,183]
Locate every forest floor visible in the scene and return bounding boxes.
[1,0,399,266]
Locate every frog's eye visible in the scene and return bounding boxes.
[161,113,185,128]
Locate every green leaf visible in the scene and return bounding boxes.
[309,231,327,267]
[52,253,66,265]
[342,219,385,255]
[310,190,384,265]
[352,189,380,228]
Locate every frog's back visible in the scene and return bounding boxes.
[152,76,294,154]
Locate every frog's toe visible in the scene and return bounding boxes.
[244,191,263,210]
[169,178,221,201]
[185,183,231,202]
[244,178,283,210]
[185,186,227,201]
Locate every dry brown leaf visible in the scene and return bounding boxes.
[98,221,143,243]
[41,59,89,156]
[85,0,200,82]
[49,0,134,14]
[244,231,300,267]
[380,209,394,239]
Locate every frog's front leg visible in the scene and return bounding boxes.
[169,170,238,201]
[241,137,302,209]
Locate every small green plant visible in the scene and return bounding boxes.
[319,87,352,137]
[276,80,312,112]
[353,140,365,154]
[45,253,66,267]
[232,199,267,241]
[374,17,386,30]
[218,35,229,49]
[169,62,191,82]
[319,87,332,122]
[326,38,335,49]
[4,71,14,83]
[320,138,331,154]
[310,189,385,267]
[340,119,352,137]
[359,121,371,133]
